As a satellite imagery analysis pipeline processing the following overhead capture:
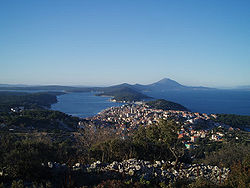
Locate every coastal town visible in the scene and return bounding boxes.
[79,103,241,150]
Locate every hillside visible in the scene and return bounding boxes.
[96,86,151,102]
[0,91,64,112]
[0,109,79,131]
[146,99,189,111]
[133,78,214,92]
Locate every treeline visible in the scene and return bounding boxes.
[0,120,186,187]
[89,120,185,164]
[0,109,79,131]
[0,119,249,187]
[0,133,79,187]
[0,92,63,112]
[213,114,250,128]
[146,99,188,111]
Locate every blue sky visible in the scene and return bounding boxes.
[0,0,249,87]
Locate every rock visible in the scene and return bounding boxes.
[90,163,96,169]
[128,169,134,176]
[155,161,161,166]
[48,162,53,168]
[119,168,124,173]
[110,161,118,170]
[75,163,81,167]
[147,164,153,168]
[135,165,141,171]
[172,170,178,176]
[171,161,176,166]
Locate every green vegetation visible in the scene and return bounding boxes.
[213,114,250,128]
[0,133,79,187]
[0,118,249,187]
[0,109,79,131]
[0,90,249,187]
[89,120,188,164]
[0,91,63,112]
[146,99,189,111]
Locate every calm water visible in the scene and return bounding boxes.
[145,90,250,115]
[51,92,123,118]
[51,90,250,118]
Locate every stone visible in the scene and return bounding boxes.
[75,163,81,167]
[135,165,141,171]
[171,161,176,166]
[119,168,124,173]
[155,161,161,165]
[128,169,134,176]
[48,162,53,168]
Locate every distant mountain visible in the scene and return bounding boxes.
[145,78,187,91]
[132,78,213,92]
[234,85,250,91]
[0,85,78,91]
[0,78,215,102]
[91,78,215,101]
[0,84,29,87]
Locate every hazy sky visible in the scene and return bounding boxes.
[0,0,249,87]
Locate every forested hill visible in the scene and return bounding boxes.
[213,114,250,128]
[146,99,189,111]
[0,91,64,112]
[96,87,151,102]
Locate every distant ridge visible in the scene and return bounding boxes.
[147,78,187,91]
[0,78,215,92]
[132,78,213,92]
[234,85,250,91]
[0,78,215,102]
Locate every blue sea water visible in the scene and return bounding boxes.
[50,90,250,118]
[51,92,123,118]
[145,90,250,115]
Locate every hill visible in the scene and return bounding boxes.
[96,86,151,102]
[146,99,189,111]
[0,91,64,112]
[0,78,215,103]
[133,78,214,92]
[0,109,79,131]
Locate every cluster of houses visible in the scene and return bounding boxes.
[10,106,24,113]
[81,104,231,146]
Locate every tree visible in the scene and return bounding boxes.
[157,120,184,167]
[11,180,24,188]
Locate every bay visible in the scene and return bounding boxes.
[51,92,123,118]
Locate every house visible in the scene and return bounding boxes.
[10,106,24,112]
[185,143,194,149]
[178,133,184,139]
[191,136,199,142]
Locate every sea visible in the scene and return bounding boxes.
[51,92,123,118]
[51,90,250,118]
[2,89,250,117]
[144,90,250,116]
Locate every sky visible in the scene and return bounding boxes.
[0,0,249,87]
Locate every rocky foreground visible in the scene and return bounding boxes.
[66,159,230,185]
